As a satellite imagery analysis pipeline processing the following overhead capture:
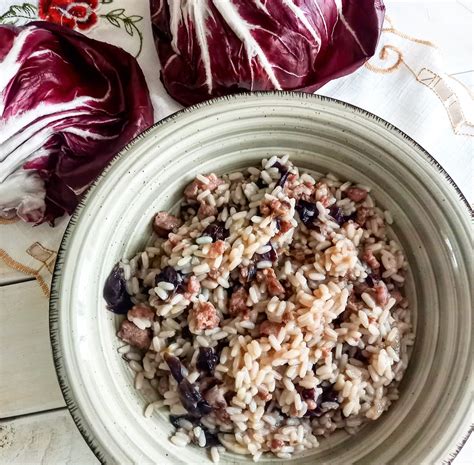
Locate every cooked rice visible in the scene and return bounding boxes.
[112,156,414,461]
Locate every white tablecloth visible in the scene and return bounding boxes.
[1,0,472,297]
[0,0,472,461]
[0,0,472,298]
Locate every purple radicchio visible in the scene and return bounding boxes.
[103,263,132,314]
[150,0,385,106]
[0,22,153,224]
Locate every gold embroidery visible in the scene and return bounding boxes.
[416,68,474,137]
[364,17,473,137]
[26,242,57,273]
[0,217,19,224]
[365,45,403,74]
[382,16,436,48]
[0,248,50,296]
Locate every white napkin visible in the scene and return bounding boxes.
[0,0,472,296]
[319,15,473,201]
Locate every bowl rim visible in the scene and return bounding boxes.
[49,91,473,465]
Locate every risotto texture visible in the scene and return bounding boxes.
[106,156,414,462]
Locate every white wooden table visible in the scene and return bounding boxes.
[1,2,472,463]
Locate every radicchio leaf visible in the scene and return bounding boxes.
[151,0,385,106]
[164,353,186,383]
[304,383,339,417]
[0,22,153,224]
[103,264,132,314]
[329,206,344,226]
[202,221,229,242]
[273,161,290,188]
[196,347,219,375]
[365,274,376,288]
[178,379,213,417]
[203,428,220,447]
[296,199,319,230]
[155,266,184,291]
[256,242,278,263]
[169,414,199,429]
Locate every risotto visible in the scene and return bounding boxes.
[104,155,414,462]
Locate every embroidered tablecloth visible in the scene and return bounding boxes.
[0,0,472,298]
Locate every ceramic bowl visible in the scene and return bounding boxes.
[50,93,472,465]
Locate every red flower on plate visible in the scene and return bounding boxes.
[39,0,99,31]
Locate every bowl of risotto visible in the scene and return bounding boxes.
[50,93,472,465]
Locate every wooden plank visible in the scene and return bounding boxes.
[0,281,64,418]
[0,408,98,464]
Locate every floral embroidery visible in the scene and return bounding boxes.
[1,1,144,57]
[0,248,52,296]
[0,3,37,25]
[39,0,99,31]
[365,16,473,137]
[26,241,57,273]
[100,8,143,57]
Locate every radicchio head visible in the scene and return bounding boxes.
[151,0,385,105]
[0,22,153,224]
